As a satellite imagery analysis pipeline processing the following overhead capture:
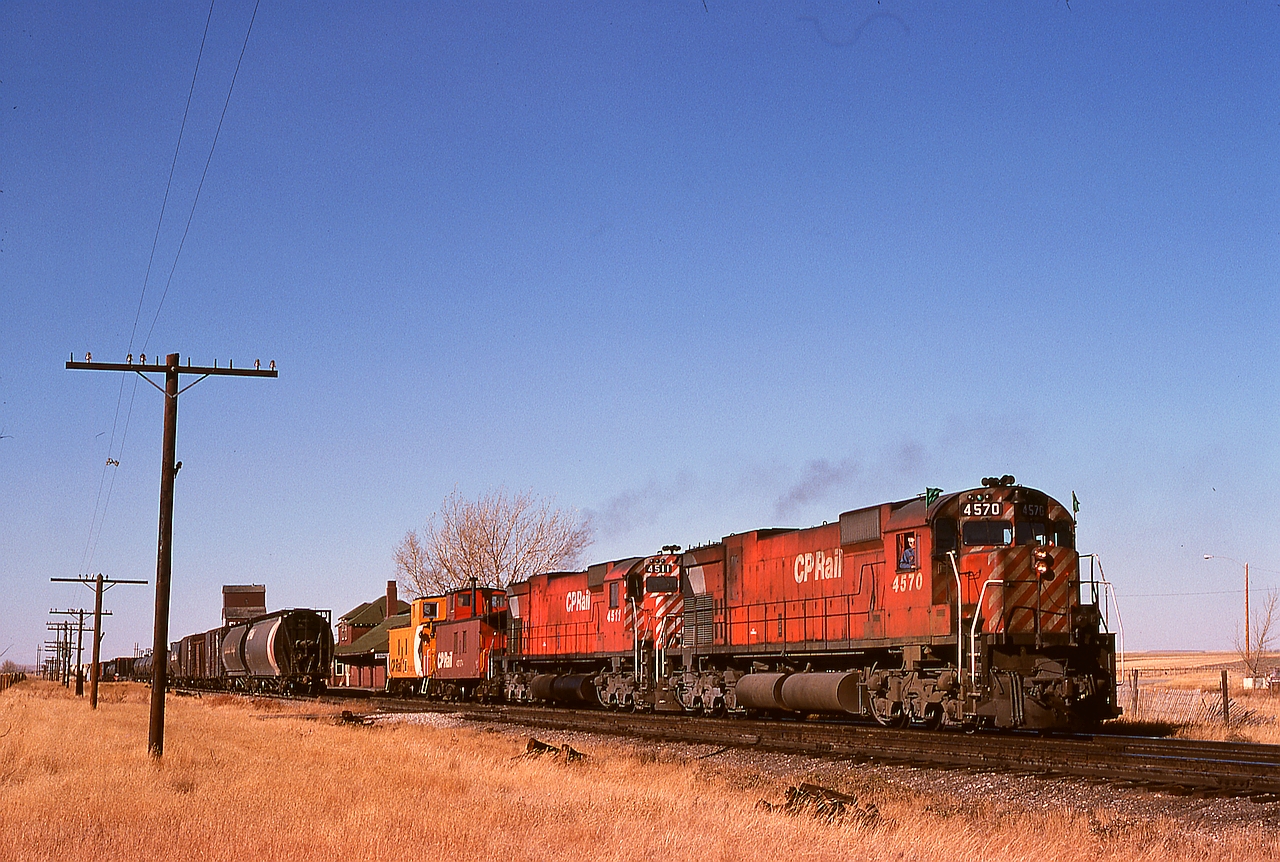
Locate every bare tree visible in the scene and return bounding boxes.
[395,488,593,596]
[1234,589,1278,679]
[393,529,430,595]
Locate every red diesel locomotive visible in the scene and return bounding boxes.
[492,478,1118,731]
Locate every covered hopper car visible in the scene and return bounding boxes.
[172,608,333,696]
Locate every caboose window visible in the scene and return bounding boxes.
[1015,521,1047,546]
[962,520,1012,546]
[459,593,471,607]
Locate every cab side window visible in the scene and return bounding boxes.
[897,532,918,571]
[933,518,957,554]
[1051,520,1075,548]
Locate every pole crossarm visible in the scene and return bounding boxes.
[52,576,149,587]
[66,357,277,377]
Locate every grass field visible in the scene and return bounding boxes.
[1116,651,1280,744]
[2,678,1278,862]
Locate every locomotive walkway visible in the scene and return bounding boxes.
[350,696,1280,798]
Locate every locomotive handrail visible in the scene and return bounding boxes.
[946,552,966,688]
[969,579,1003,683]
[1079,553,1126,681]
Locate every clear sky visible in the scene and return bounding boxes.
[1,2,1277,667]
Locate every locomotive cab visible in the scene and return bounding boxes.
[932,477,1118,729]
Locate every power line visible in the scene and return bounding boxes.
[82,0,261,572]
[81,0,217,573]
[141,0,261,354]
[1117,587,1278,598]
[129,0,217,353]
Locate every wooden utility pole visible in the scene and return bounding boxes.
[50,609,92,695]
[67,352,276,756]
[52,574,146,708]
[1244,562,1250,668]
[45,621,72,686]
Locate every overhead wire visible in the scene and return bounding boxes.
[142,0,261,354]
[82,0,260,572]
[80,0,218,574]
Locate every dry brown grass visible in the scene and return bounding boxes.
[1116,651,1280,744]
[2,680,1276,862]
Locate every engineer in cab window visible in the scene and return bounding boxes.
[898,533,917,571]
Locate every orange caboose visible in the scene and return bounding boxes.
[385,595,446,696]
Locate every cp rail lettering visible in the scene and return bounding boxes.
[794,549,843,584]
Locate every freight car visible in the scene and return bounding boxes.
[222,609,333,695]
[171,609,334,696]
[491,479,1118,731]
[386,588,508,699]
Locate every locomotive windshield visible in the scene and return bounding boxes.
[962,520,1012,546]
[1014,520,1075,548]
[1014,521,1047,545]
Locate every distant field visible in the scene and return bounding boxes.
[1115,651,1279,744]
[1122,651,1244,672]
[2,680,1278,861]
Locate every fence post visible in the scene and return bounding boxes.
[1129,668,1139,716]
[1220,669,1230,726]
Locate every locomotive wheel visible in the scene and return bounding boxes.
[920,703,944,731]
[870,697,907,729]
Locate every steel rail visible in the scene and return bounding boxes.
[443,703,1280,797]
[175,686,1280,797]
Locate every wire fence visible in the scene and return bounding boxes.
[1116,679,1274,726]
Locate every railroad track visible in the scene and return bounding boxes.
[189,687,1280,798]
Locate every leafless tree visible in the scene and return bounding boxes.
[395,488,593,596]
[393,529,430,595]
[1234,589,1278,679]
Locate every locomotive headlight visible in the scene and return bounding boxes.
[1033,547,1054,580]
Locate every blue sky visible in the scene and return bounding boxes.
[1,2,1277,665]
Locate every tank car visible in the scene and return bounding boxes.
[496,479,1119,731]
[220,609,334,695]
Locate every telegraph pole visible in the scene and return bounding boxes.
[50,609,94,695]
[67,352,276,756]
[52,574,146,708]
[46,622,71,686]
